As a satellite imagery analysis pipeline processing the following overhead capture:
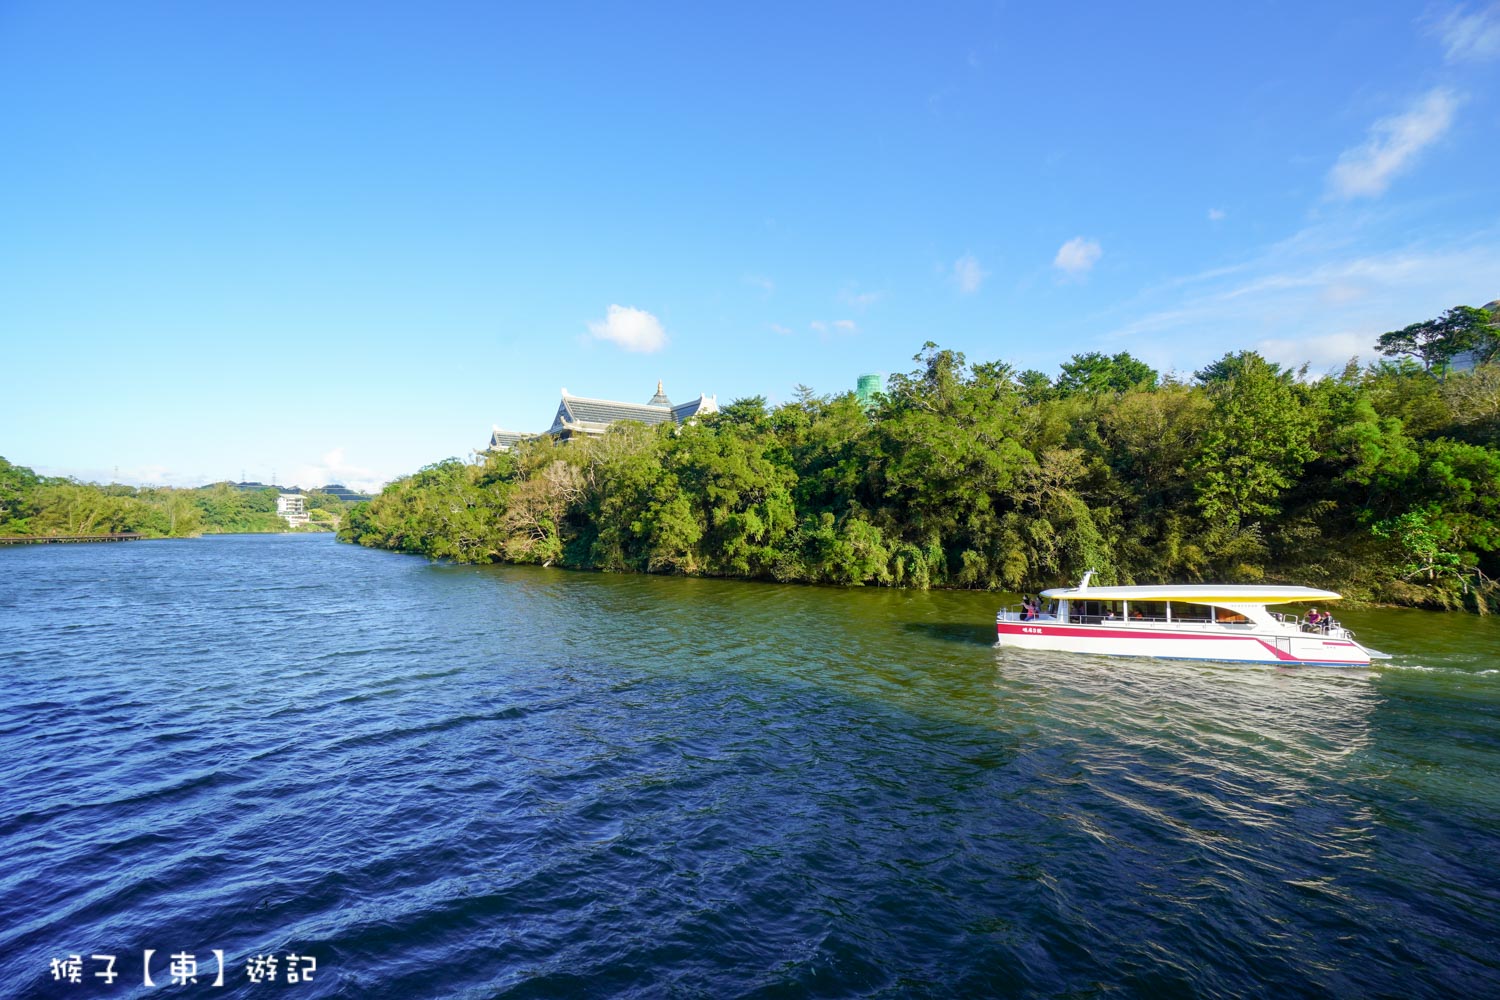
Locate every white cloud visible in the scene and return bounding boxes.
[1255,331,1368,373]
[1327,89,1459,199]
[1208,208,1227,222]
[769,322,793,335]
[294,448,386,494]
[952,253,987,293]
[1433,3,1500,62]
[833,319,857,331]
[128,464,172,484]
[810,320,827,333]
[587,304,668,353]
[1053,237,1102,277]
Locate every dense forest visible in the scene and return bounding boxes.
[0,463,353,537]
[340,305,1500,612]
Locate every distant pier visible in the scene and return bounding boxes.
[0,533,145,545]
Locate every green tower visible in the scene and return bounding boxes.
[856,373,883,408]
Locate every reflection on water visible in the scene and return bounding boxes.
[997,650,1378,763]
[1,536,1497,998]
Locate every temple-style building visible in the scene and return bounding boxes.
[489,382,718,451]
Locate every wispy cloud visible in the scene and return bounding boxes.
[743,273,775,297]
[952,253,987,293]
[833,319,857,331]
[1208,208,1227,222]
[587,304,668,353]
[1053,238,1102,277]
[810,319,857,336]
[1102,229,1500,374]
[1327,89,1459,199]
[769,322,792,336]
[1432,3,1500,62]
[838,285,884,309]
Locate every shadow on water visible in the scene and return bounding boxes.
[901,621,997,646]
[6,537,1500,999]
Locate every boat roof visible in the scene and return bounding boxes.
[1038,584,1342,604]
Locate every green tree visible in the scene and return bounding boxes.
[1362,360,1453,438]
[1376,305,1499,375]
[331,336,1499,612]
[1015,369,1055,405]
[1192,352,1316,529]
[1440,361,1500,446]
[0,457,44,530]
[1054,351,1159,397]
[872,344,1032,585]
[712,395,772,432]
[670,421,796,577]
[1094,386,1213,579]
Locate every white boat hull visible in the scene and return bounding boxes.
[995,618,1374,667]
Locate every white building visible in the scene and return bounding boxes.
[277,493,310,528]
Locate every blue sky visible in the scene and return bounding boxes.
[3,2,1497,492]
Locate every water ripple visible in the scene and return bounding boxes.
[1,536,1498,998]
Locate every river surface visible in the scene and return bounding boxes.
[2,533,1498,999]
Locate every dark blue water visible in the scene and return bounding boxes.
[2,534,1498,998]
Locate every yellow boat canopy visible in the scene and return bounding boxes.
[1038,584,1342,605]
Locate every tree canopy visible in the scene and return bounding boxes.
[0,471,359,539]
[342,313,1500,612]
[1377,304,1499,374]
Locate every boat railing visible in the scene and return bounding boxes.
[1299,616,1355,640]
[1001,609,1350,635]
[997,606,1060,623]
[1049,614,1262,630]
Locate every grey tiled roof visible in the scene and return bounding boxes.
[671,397,715,420]
[489,428,533,450]
[554,397,676,430]
[515,386,721,439]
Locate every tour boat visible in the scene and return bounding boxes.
[995,573,1390,667]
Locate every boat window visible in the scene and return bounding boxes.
[1173,603,1213,622]
[1072,600,1125,623]
[1129,601,1166,621]
[1213,607,1250,624]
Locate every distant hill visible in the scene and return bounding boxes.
[227,481,371,502]
[311,484,373,503]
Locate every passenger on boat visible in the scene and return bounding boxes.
[1307,608,1324,631]
[1022,598,1036,620]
